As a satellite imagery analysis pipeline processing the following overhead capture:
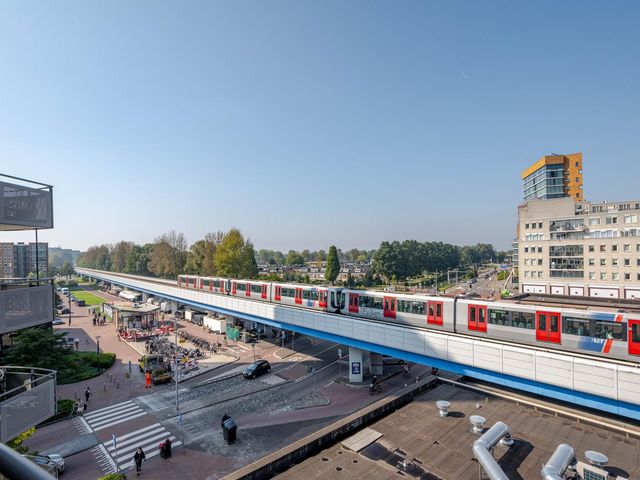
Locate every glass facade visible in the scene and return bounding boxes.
[523,164,565,200]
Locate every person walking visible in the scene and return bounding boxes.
[133,447,146,475]
[144,370,152,389]
[84,386,91,404]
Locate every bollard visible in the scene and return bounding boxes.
[128,360,132,374]
[116,380,119,389]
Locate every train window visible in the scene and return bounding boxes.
[237,283,246,292]
[549,315,559,333]
[281,288,294,297]
[251,285,262,293]
[478,307,486,325]
[436,302,442,318]
[594,321,626,341]
[563,317,591,336]
[310,290,319,301]
[511,311,535,329]
[359,295,371,308]
[469,306,476,323]
[489,309,509,326]
[372,297,383,310]
[302,290,310,300]
[397,300,411,313]
[412,302,425,315]
[203,279,209,287]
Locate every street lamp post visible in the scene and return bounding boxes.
[175,313,179,411]
[96,336,101,361]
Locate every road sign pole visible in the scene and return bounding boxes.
[112,434,118,473]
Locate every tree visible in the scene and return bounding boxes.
[325,245,340,284]
[285,250,305,266]
[4,327,68,370]
[124,244,152,275]
[60,261,75,277]
[110,241,134,272]
[185,233,219,275]
[315,250,326,263]
[214,229,259,278]
[148,231,188,279]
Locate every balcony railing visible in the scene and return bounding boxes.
[0,366,57,443]
[0,280,54,335]
[0,174,53,231]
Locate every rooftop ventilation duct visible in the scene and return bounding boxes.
[472,421,513,480]
[540,444,576,480]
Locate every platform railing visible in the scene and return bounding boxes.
[0,174,53,232]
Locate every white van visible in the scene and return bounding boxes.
[60,287,69,295]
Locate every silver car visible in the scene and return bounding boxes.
[24,453,65,476]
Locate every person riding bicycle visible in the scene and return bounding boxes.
[371,375,378,387]
[403,363,409,376]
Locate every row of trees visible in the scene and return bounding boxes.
[255,248,374,266]
[372,241,502,282]
[77,229,258,279]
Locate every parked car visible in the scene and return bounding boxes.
[58,307,70,315]
[62,337,76,349]
[243,360,271,379]
[24,453,65,475]
[52,318,65,326]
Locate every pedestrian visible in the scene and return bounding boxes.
[92,317,96,326]
[75,399,83,416]
[145,370,152,389]
[133,447,146,475]
[84,386,91,404]
[83,400,88,414]
[74,339,80,351]
[68,316,71,326]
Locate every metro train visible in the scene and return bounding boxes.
[177,275,640,363]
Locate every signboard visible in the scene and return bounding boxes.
[351,362,361,375]
[226,325,240,341]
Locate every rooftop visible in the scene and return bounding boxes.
[277,383,640,480]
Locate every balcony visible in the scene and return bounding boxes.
[0,280,54,335]
[0,175,53,231]
[0,366,57,443]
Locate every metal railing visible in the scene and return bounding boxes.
[0,280,54,335]
[0,366,57,442]
[0,174,53,232]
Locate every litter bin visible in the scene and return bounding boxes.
[221,413,230,429]
[222,418,237,444]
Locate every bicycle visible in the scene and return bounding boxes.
[368,383,382,395]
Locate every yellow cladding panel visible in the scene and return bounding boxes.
[521,155,565,179]
[563,152,583,200]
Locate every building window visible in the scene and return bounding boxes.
[613,273,619,281]
[538,222,543,228]
[525,223,530,229]
[612,245,618,252]
[524,259,530,266]
[600,245,606,252]
[613,258,619,267]
[538,247,543,253]
[588,258,595,266]
[600,259,606,266]
[624,244,630,252]
[589,272,596,280]
[606,216,618,225]
[524,271,530,278]
[637,259,640,266]
[625,258,630,266]
[590,217,601,226]
[589,245,595,252]
[624,214,638,224]
[625,273,631,280]
[524,247,528,253]
[600,272,607,280]
[637,273,640,281]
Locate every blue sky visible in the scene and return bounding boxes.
[1,1,639,252]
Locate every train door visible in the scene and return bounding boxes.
[468,305,487,332]
[246,283,251,297]
[629,320,640,356]
[261,284,268,300]
[536,311,561,343]
[383,296,396,319]
[275,285,281,301]
[319,290,327,308]
[232,281,237,295]
[427,301,443,325]
[348,293,359,313]
[295,288,303,304]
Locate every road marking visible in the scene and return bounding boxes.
[83,400,147,431]
[95,423,181,474]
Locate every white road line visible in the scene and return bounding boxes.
[110,423,162,442]
[93,411,147,431]
[88,405,142,426]
[118,439,182,471]
[96,444,117,474]
[106,427,166,453]
[85,400,134,417]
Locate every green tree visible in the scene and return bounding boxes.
[110,241,134,272]
[148,230,188,279]
[4,327,68,369]
[285,250,305,266]
[185,232,219,275]
[124,244,152,275]
[315,250,326,263]
[214,229,259,278]
[325,245,340,284]
[60,261,75,277]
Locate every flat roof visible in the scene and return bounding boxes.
[111,304,159,314]
[505,293,640,313]
[277,383,640,480]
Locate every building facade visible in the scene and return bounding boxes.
[522,153,583,201]
[518,197,640,299]
[0,242,15,278]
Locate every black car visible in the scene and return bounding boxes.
[243,360,271,379]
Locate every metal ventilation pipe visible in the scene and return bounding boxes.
[472,421,513,480]
[540,444,575,480]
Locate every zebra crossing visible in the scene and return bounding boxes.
[83,400,147,431]
[72,415,91,434]
[97,423,181,474]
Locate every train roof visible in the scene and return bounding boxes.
[502,293,640,313]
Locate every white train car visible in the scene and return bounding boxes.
[342,289,456,332]
[230,279,271,302]
[271,282,339,312]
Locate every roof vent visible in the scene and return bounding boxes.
[436,401,450,417]
[470,415,486,434]
[585,451,608,468]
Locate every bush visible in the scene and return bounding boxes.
[57,351,116,385]
[98,474,126,480]
[6,427,35,454]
